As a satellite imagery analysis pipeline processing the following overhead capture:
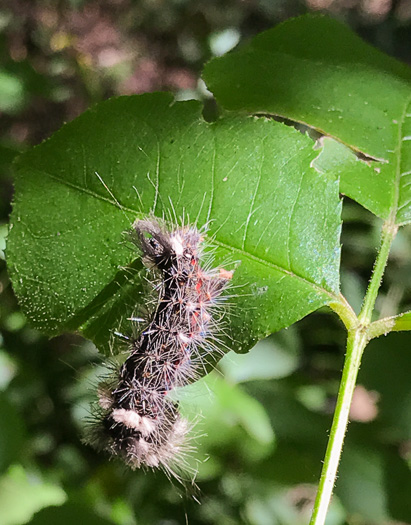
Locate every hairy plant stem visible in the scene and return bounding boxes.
[309,328,367,525]
[358,222,398,325]
[310,221,398,525]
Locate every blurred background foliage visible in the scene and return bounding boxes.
[1,1,411,524]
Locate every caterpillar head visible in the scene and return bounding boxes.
[134,219,174,269]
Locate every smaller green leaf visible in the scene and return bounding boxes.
[203,14,411,161]
[392,311,411,332]
[203,15,411,224]
[368,310,411,339]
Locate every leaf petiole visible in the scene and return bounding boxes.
[368,310,411,339]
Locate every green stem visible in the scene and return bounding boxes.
[310,221,398,525]
[358,222,398,325]
[309,328,367,525]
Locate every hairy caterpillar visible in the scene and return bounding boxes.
[87,217,233,480]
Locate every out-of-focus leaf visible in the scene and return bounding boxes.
[359,332,411,440]
[0,223,8,261]
[337,444,390,523]
[243,381,333,488]
[29,503,115,525]
[0,393,25,473]
[0,350,17,390]
[0,464,66,525]
[0,144,19,175]
[0,70,25,113]
[0,59,54,115]
[384,451,411,523]
[219,328,301,383]
[245,485,346,525]
[179,372,275,479]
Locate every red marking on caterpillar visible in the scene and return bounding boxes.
[87,217,233,481]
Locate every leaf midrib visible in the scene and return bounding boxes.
[21,166,340,303]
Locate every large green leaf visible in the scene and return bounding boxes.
[8,92,341,354]
[203,15,411,224]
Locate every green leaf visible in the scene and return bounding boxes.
[0,464,66,525]
[392,310,411,332]
[368,310,411,339]
[8,93,341,354]
[203,15,411,224]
